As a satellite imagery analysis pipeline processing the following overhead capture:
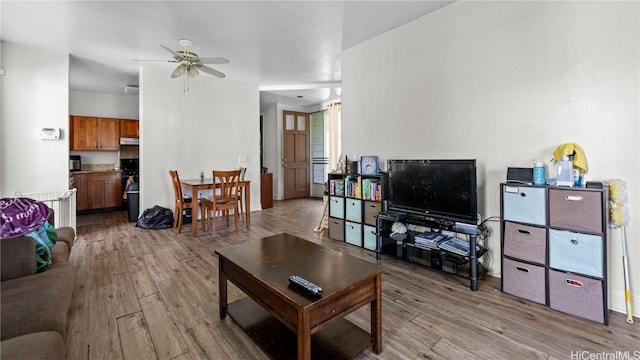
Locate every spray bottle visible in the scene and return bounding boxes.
[556,153,574,187]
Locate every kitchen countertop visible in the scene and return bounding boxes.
[70,169,122,174]
[71,163,122,174]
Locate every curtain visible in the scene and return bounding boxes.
[328,102,341,172]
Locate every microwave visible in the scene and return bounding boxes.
[69,155,81,171]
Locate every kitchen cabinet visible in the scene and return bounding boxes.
[73,173,89,211]
[70,116,120,150]
[120,119,139,138]
[74,171,122,212]
[87,172,122,210]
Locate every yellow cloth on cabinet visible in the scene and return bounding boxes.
[553,143,587,173]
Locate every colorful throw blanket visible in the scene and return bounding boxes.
[0,197,51,239]
[1,197,57,269]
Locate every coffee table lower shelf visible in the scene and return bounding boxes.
[227,297,372,360]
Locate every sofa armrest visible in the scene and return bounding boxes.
[54,227,75,250]
[1,237,37,281]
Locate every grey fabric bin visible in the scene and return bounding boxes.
[548,269,605,323]
[503,221,546,265]
[502,257,546,305]
[548,188,603,234]
[363,201,381,226]
[328,218,344,241]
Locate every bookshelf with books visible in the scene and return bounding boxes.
[328,172,388,252]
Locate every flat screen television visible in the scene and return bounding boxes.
[387,159,478,225]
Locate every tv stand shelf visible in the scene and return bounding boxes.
[376,212,485,291]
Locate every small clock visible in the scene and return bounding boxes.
[360,156,379,175]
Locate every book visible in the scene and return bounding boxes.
[414,231,448,249]
[334,180,345,196]
[438,237,480,256]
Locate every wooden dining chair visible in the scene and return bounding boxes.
[200,170,241,236]
[169,170,196,234]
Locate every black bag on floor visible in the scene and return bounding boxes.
[136,206,174,229]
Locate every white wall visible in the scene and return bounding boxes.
[261,103,279,199]
[1,42,69,196]
[70,90,139,119]
[69,90,139,165]
[140,64,261,214]
[342,1,639,313]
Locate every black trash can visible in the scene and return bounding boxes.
[182,196,192,223]
[126,182,140,222]
[183,208,192,223]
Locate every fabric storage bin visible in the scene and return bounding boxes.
[345,221,362,247]
[502,257,546,305]
[548,269,605,323]
[328,218,344,241]
[502,185,546,226]
[363,201,381,226]
[329,196,344,219]
[549,229,603,278]
[345,198,362,223]
[503,221,546,265]
[363,225,377,250]
[549,188,603,234]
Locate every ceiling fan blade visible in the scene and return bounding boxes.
[161,44,181,61]
[170,64,186,78]
[135,59,178,63]
[198,57,230,65]
[187,66,199,78]
[198,65,226,78]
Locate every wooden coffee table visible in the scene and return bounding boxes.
[216,233,385,360]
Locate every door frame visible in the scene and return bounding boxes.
[282,110,310,199]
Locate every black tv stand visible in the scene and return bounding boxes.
[376,210,485,291]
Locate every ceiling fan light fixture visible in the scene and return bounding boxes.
[170,64,186,78]
[188,66,199,78]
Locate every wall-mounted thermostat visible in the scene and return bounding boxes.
[39,127,61,140]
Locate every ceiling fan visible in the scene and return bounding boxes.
[159,39,229,91]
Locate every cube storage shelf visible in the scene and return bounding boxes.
[500,183,609,324]
[328,172,388,253]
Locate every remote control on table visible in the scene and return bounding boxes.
[288,275,323,297]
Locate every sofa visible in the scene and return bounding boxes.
[0,225,76,360]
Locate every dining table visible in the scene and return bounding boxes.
[180,178,251,237]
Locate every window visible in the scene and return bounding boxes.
[311,111,328,184]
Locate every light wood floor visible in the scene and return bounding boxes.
[67,198,638,360]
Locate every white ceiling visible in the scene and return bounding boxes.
[1,1,453,107]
